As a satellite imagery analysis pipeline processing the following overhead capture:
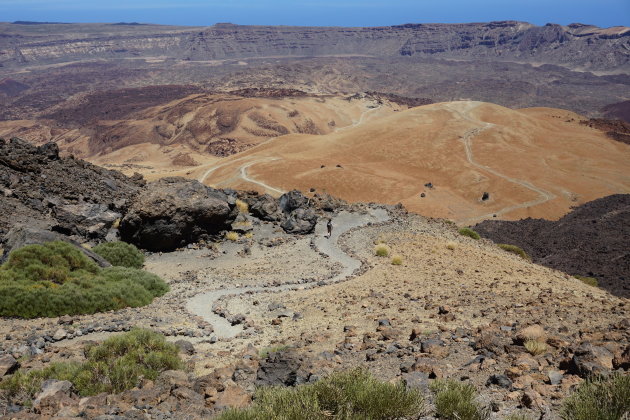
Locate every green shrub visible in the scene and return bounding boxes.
[430,379,490,420]
[574,275,599,287]
[3,241,99,284]
[498,244,531,262]
[93,241,145,269]
[458,228,480,240]
[0,242,168,318]
[217,368,425,420]
[0,329,182,404]
[560,374,630,420]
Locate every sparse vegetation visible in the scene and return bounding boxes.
[524,339,548,356]
[505,414,533,420]
[217,368,425,420]
[430,379,490,420]
[259,345,290,359]
[574,275,599,287]
[0,329,182,404]
[374,243,391,257]
[560,374,630,420]
[0,241,168,318]
[391,255,403,265]
[235,199,249,214]
[458,227,480,240]
[446,241,457,251]
[226,231,240,241]
[498,244,531,261]
[93,241,145,268]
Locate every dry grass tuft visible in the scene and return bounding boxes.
[235,199,249,214]
[225,231,239,241]
[524,339,548,356]
[391,255,403,265]
[374,244,391,257]
[446,241,457,251]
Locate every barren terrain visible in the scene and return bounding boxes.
[195,101,630,223]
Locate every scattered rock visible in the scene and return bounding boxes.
[174,340,196,355]
[0,354,18,377]
[571,343,614,377]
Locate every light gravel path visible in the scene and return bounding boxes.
[187,207,389,339]
[445,101,557,224]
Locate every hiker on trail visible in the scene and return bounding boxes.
[327,218,333,238]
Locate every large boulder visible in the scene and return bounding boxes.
[279,190,309,213]
[1,225,111,267]
[249,194,283,222]
[120,177,237,251]
[281,208,318,234]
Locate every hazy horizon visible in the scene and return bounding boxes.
[1,0,628,28]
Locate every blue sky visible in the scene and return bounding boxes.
[1,0,628,28]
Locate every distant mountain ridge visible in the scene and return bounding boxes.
[0,21,628,71]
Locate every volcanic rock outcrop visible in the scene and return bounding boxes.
[119,177,238,251]
[474,194,630,297]
[0,137,143,242]
[246,190,321,235]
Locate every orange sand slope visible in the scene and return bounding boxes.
[196,101,630,224]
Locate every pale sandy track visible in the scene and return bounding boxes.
[445,102,557,224]
[186,208,389,339]
[239,159,285,195]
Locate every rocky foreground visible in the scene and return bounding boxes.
[0,204,628,419]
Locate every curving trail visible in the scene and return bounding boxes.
[239,158,285,195]
[186,208,389,339]
[445,102,557,224]
[198,102,382,189]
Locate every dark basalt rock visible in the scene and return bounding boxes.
[120,177,237,251]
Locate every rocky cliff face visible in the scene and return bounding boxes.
[0,21,628,71]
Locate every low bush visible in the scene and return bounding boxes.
[218,368,425,419]
[560,374,630,420]
[374,244,390,257]
[226,231,239,241]
[430,379,490,420]
[259,345,289,359]
[0,329,182,404]
[391,255,403,265]
[574,275,599,287]
[93,241,145,269]
[0,242,168,318]
[446,241,457,251]
[498,244,531,261]
[458,227,480,240]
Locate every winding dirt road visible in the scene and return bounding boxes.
[186,208,389,339]
[445,102,557,224]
